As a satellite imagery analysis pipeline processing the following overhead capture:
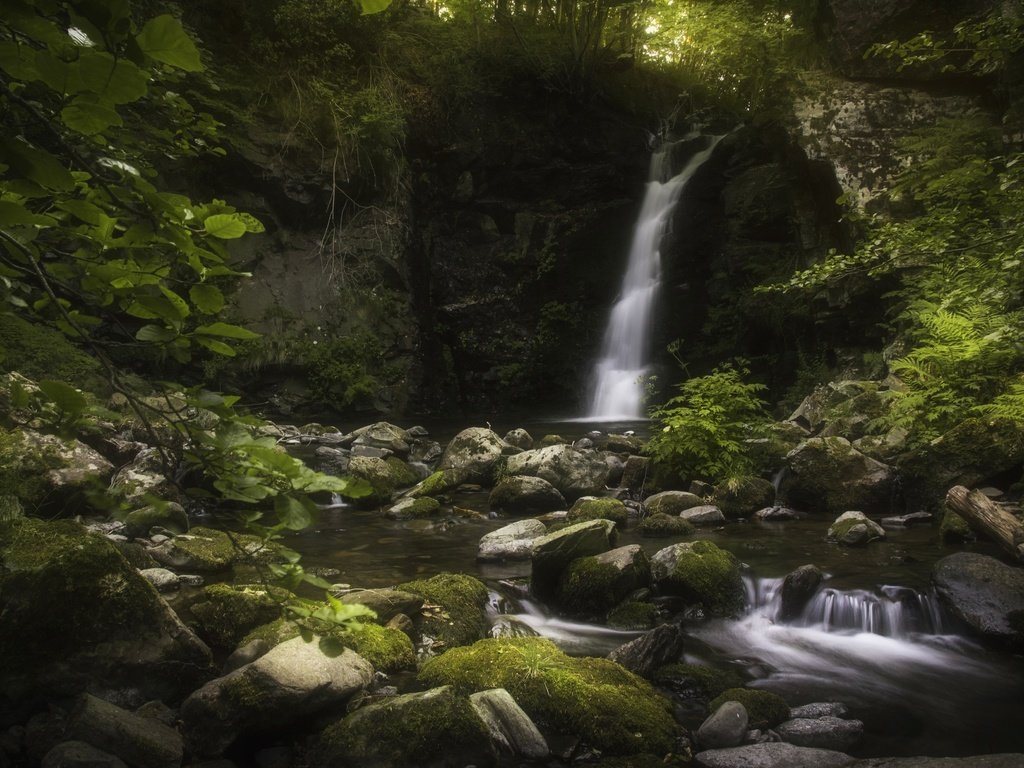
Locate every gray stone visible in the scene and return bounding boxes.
[64,694,182,768]
[489,475,566,517]
[850,756,1024,768]
[607,622,685,678]
[108,447,173,510]
[697,701,749,749]
[469,688,548,760]
[489,615,541,639]
[680,505,727,526]
[880,512,932,528]
[780,437,894,514]
[180,637,373,757]
[775,716,863,751]
[695,742,856,768]
[122,503,188,539]
[618,455,650,495]
[789,702,849,720]
[503,444,609,500]
[346,422,411,458]
[779,565,824,623]
[932,553,1024,649]
[383,496,441,520]
[827,511,886,546]
[41,742,128,768]
[645,490,705,516]
[754,506,805,521]
[138,568,180,593]
[530,519,616,600]
[478,519,547,562]
[439,427,508,484]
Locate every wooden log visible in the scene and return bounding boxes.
[945,485,1024,562]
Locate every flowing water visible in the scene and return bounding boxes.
[585,135,722,421]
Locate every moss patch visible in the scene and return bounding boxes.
[0,313,107,395]
[709,687,789,729]
[653,663,744,700]
[157,526,275,572]
[660,540,744,615]
[939,506,973,542]
[397,572,490,648]
[607,601,659,630]
[557,557,628,617]
[418,637,678,755]
[567,496,629,527]
[639,513,695,538]
[407,468,462,498]
[712,476,775,517]
[189,583,288,651]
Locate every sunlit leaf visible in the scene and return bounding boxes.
[189,283,224,314]
[136,15,203,72]
[203,214,247,239]
[194,322,260,340]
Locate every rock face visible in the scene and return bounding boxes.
[779,437,895,514]
[697,701,749,749]
[827,511,886,546]
[440,427,509,485]
[775,716,863,751]
[779,565,824,622]
[477,519,548,562]
[607,622,686,678]
[180,637,374,757]
[0,519,213,708]
[695,742,856,768]
[932,553,1024,650]
[503,444,609,500]
[488,475,566,516]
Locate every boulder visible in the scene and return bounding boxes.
[638,513,696,538]
[790,702,849,720]
[695,742,856,768]
[932,553,1024,650]
[779,437,895,514]
[148,527,273,572]
[122,502,188,539]
[477,519,547,562]
[651,540,745,615]
[62,694,182,768]
[645,490,705,516]
[530,519,617,601]
[139,568,180,593]
[850,755,1024,768]
[107,448,175,511]
[188,584,286,651]
[709,688,790,730]
[0,427,114,515]
[712,477,775,517]
[680,505,727,526]
[488,475,565,517]
[775,716,863,751]
[697,701,748,749]
[397,572,491,648]
[503,444,609,500]
[180,637,373,757]
[556,544,651,616]
[469,688,549,760]
[346,422,411,458]
[0,519,213,708]
[315,686,491,768]
[439,427,509,485]
[827,511,886,546]
[607,622,685,678]
[347,456,419,506]
[41,742,128,768]
[779,565,824,622]
[335,588,424,624]
[384,496,441,520]
[404,467,463,499]
[753,506,805,521]
[503,428,534,450]
[618,455,650,495]
[566,496,628,527]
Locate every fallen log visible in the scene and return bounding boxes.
[945,485,1024,562]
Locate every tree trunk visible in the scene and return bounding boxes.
[945,485,1024,561]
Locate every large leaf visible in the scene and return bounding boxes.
[203,214,247,239]
[136,15,202,72]
[0,200,56,228]
[275,494,318,531]
[38,380,88,415]
[189,283,224,314]
[357,0,393,15]
[194,322,260,340]
[135,324,178,342]
[0,138,75,192]
[61,97,123,135]
[194,336,236,356]
[79,51,149,104]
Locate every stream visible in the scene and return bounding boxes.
[269,418,1024,760]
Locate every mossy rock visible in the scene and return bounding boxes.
[189,583,289,651]
[348,456,418,507]
[712,476,775,517]
[397,572,490,648]
[405,467,463,499]
[607,601,659,630]
[538,434,569,447]
[567,496,628,528]
[652,663,744,701]
[556,546,650,618]
[316,685,489,768]
[418,637,678,755]
[0,518,212,702]
[779,436,895,514]
[122,502,189,538]
[939,505,974,542]
[827,510,885,546]
[0,313,107,395]
[149,526,275,572]
[385,496,441,520]
[638,513,695,538]
[651,540,745,615]
[709,687,789,729]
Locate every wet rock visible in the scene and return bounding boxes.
[346,422,411,458]
[779,565,824,622]
[680,505,727,526]
[638,512,696,538]
[335,588,424,624]
[618,455,650,495]
[397,572,491,648]
[601,433,645,454]
[753,506,805,521]
[347,456,419,506]
[779,437,895,514]
[695,742,856,768]
[775,716,863,752]
[180,637,373,757]
[567,496,628,527]
[557,544,651,617]
[149,527,273,572]
[932,553,1024,650]
[478,519,547,562]
[469,688,549,760]
[607,622,685,678]
[63,694,182,768]
[697,701,749,749]
[503,428,534,450]
[850,755,1024,767]
[489,475,565,517]
[827,511,886,546]
[107,447,174,511]
[122,502,188,539]
[651,540,745,616]
[645,490,705,516]
[439,427,509,485]
[139,568,180,593]
[713,477,775,518]
[503,444,609,501]
[490,615,541,639]
[530,519,616,601]
[313,446,350,475]
[789,702,849,720]
[880,512,932,528]
[384,496,441,520]
[41,742,128,768]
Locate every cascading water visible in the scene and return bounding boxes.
[585,134,723,421]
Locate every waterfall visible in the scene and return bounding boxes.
[585,134,722,421]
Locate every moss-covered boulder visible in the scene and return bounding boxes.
[709,688,789,729]
[348,456,419,507]
[651,540,745,616]
[439,427,509,485]
[555,545,651,617]
[149,527,275,573]
[335,588,425,625]
[316,685,491,768]
[384,496,441,520]
[346,422,412,458]
[826,511,885,546]
[488,475,565,516]
[644,490,705,516]
[107,447,178,511]
[939,505,973,542]
[477,519,547,562]
[653,663,745,702]
[418,637,678,756]
[503,444,609,501]
[122,501,188,539]
[607,600,659,630]
[397,572,490,648]
[404,467,464,499]
[778,437,895,514]
[566,496,629,527]
[0,313,107,395]
[189,584,288,651]
[712,476,775,517]
[638,513,696,538]
[0,518,213,706]
[0,427,114,515]
[530,519,617,601]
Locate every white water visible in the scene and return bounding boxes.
[585,135,723,421]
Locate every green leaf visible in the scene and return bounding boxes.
[0,200,57,228]
[0,41,38,81]
[274,494,318,531]
[78,50,148,104]
[38,380,88,415]
[203,214,247,239]
[189,283,224,314]
[136,15,202,72]
[55,199,107,226]
[194,336,236,356]
[61,97,123,135]
[357,0,393,15]
[135,324,178,342]
[194,322,260,340]
[0,138,75,192]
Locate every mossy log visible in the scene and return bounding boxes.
[945,485,1024,562]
